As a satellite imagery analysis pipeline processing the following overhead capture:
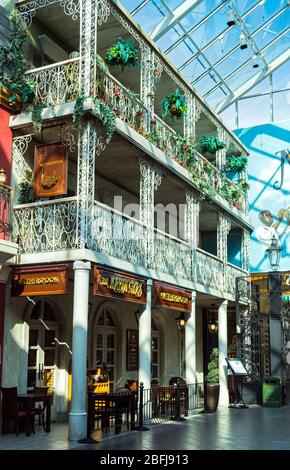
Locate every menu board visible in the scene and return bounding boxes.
[226,358,248,376]
[126,329,138,371]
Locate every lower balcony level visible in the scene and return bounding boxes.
[13,197,248,299]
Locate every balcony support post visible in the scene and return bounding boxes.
[185,191,199,282]
[218,299,229,407]
[217,213,231,290]
[79,0,97,97]
[185,291,197,384]
[241,229,250,272]
[139,159,162,269]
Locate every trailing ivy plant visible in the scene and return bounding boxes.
[105,38,139,70]
[73,95,86,128]
[224,155,248,173]
[93,97,116,143]
[18,169,34,204]
[0,15,35,106]
[162,88,187,123]
[200,135,226,154]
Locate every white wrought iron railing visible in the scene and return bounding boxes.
[13,197,79,253]
[26,58,80,107]
[196,248,224,292]
[153,228,192,280]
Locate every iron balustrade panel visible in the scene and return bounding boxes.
[0,184,11,236]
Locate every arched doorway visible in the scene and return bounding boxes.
[94,308,117,389]
[27,300,59,397]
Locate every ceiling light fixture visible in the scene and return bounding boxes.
[226,5,236,27]
[239,32,248,50]
[252,54,261,68]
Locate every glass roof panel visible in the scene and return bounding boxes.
[180,1,223,32]
[272,60,290,91]
[205,86,229,107]
[133,1,167,33]
[167,39,197,68]
[119,0,290,109]
[244,77,270,96]
[243,0,288,33]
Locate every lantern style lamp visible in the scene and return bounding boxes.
[0,168,7,185]
[266,236,282,271]
[175,312,186,331]
[208,304,218,335]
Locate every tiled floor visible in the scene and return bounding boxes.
[1,405,290,450]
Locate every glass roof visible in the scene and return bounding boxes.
[120,0,290,113]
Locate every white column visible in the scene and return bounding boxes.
[185,291,196,384]
[68,261,91,441]
[218,299,229,407]
[139,279,152,389]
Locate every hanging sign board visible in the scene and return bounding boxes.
[93,266,147,303]
[34,142,68,198]
[11,264,69,297]
[226,358,248,376]
[154,282,192,312]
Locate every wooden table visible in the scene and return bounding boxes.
[17,394,52,436]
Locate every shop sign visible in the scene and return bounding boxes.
[154,282,192,312]
[11,264,68,297]
[93,267,146,303]
[126,329,138,371]
[34,143,68,198]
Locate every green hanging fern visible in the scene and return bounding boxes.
[162,88,187,123]
[200,135,226,154]
[105,38,139,71]
[225,155,248,172]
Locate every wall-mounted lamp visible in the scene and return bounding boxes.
[226,5,236,27]
[0,168,7,185]
[175,312,186,331]
[239,33,248,50]
[208,304,218,335]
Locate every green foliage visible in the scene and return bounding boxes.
[105,38,139,70]
[225,155,248,172]
[73,96,86,128]
[162,88,187,123]
[93,97,116,143]
[0,15,35,106]
[18,169,34,204]
[171,133,195,167]
[207,348,219,384]
[200,135,226,154]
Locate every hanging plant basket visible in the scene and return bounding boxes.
[225,155,248,173]
[105,38,139,71]
[200,135,226,154]
[162,88,187,123]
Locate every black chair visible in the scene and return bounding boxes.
[32,386,49,429]
[1,387,36,436]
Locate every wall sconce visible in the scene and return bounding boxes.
[226,5,236,27]
[0,168,7,185]
[208,304,218,335]
[239,33,248,50]
[175,312,186,331]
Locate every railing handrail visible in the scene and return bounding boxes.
[94,200,146,229]
[154,226,191,247]
[13,196,78,210]
[104,71,148,111]
[195,150,219,175]
[26,57,80,75]
[153,112,179,135]
[196,247,223,263]
[227,262,248,274]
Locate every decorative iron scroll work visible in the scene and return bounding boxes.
[196,249,224,292]
[241,229,250,273]
[217,213,231,263]
[12,135,33,181]
[80,0,97,97]
[139,159,162,268]
[236,277,261,382]
[185,191,199,281]
[58,125,77,153]
[16,0,80,27]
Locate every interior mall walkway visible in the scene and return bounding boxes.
[1,405,290,450]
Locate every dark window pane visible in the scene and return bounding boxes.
[107,334,115,349]
[29,329,38,347]
[98,313,104,325]
[44,350,55,366]
[107,367,114,382]
[152,337,158,350]
[152,366,158,379]
[30,303,41,319]
[43,303,56,321]
[152,351,158,364]
[96,350,102,365]
[107,350,114,365]
[45,330,56,347]
[97,333,103,348]
[28,349,37,367]
[27,369,36,388]
[105,311,115,326]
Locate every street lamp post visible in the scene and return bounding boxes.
[175,313,186,378]
[266,236,283,377]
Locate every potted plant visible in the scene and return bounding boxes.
[162,88,187,123]
[205,347,220,413]
[18,169,34,204]
[105,38,139,70]
[224,155,248,181]
[200,135,226,154]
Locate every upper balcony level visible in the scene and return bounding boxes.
[8,0,249,219]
